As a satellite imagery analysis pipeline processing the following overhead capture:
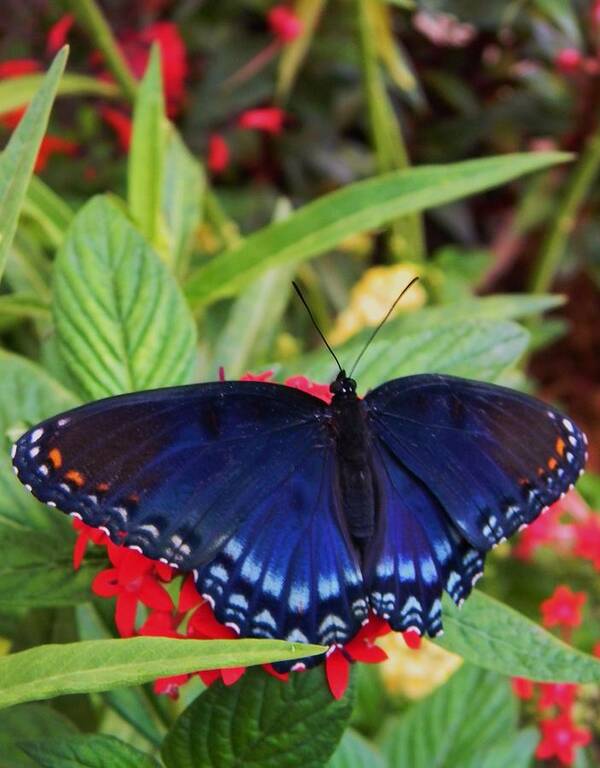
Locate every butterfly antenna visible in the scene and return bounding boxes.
[292,281,343,374]
[348,276,420,378]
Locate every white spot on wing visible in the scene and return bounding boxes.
[30,428,43,443]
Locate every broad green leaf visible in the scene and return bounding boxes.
[327,729,385,768]
[163,127,205,276]
[0,521,104,609]
[76,604,165,747]
[462,728,539,768]
[22,176,73,250]
[185,153,571,308]
[381,665,517,768]
[0,73,118,116]
[128,45,167,258]
[278,292,560,381]
[0,703,77,768]
[20,735,160,768]
[53,195,197,399]
[162,666,352,768]
[0,48,67,282]
[0,350,79,528]
[279,320,528,387]
[0,637,325,710]
[438,591,600,682]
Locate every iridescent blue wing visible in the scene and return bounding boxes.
[364,374,587,635]
[193,446,367,669]
[12,381,366,661]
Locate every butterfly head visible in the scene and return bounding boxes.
[330,371,357,399]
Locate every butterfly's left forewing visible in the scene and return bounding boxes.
[13,381,367,665]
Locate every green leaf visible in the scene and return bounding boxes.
[0,703,77,768]
[162,666,353,768]
[0,48,67,282]
[185,153,571,308]
[212,266,295,379]
[0,637,325,710]
[75,604,165,747]
[0,350,79,528]
[20,735,160,768]
[280,320,528,387]
[162,127,205,276]
[462,728,539,768]
[438,591,600,682]
[128,45,167,258]
[0,72,118,116]
[53,195,197,399]
[327,729,385,768]
[22,176,73,250]
[0,293,51,322]
[0,521,104,609]
[381,665,517,768]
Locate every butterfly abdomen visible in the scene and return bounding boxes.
[330,392,376,542]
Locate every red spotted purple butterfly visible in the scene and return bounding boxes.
[11,282,587,670]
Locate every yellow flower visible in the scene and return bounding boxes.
[378,635,463,699]
[329,265,426,345]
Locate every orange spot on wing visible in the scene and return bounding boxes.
[556,438,565,457]
[548,457,558,470]
[96,482,109,492]
[48,448,62,468]
[65,469,85,487]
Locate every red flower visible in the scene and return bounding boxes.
[572,515,600,570]
[99,106,132,151]
[511,677,535,700]
[325,615,390,699]
[238,107,287,135]
[47,14,75,54]
[72,518,108,570]
[154,673,190,699]
[284,375,332,403]
[207,134,229,174]
[92,543,174,637]
[540,586,587,631]
[268,5,303,43]
[0,59,40,78]
[556,48,584,75]
[538,683,578,713]
[513,501,575,560]
[535,713,591,766]
[34,135,78,172]
[120,22,187,117]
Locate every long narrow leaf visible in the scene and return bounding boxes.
[185,153,571,309]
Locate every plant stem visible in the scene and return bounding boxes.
[530,131,600,292]
[204,187,242,250]
[69,0,138,101]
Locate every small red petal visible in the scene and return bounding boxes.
[139,575,174,612]
[263,663,289,682]
[348,643,388,664]
[178,574,203,613]
[72,531,89,570]
[0,59,41,78]
[511,677,535,700]
[238,107,286,135]
[115,593,139,637]
[91,568,121,598]
[198,668,221,687]
[403,630,422,650]
[100,106,132,152]
[154,673,189,699]
[325,649,350,700]
[207,134,229,174]
[188,601,236,640]
[47,14,75,54]
[221,666,246,686]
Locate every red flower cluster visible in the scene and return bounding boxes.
[268,5,303,44]
[71,372,421,700]
[510,583,593,766]
[514,491,600,574]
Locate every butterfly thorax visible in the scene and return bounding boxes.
[329,372,377,543]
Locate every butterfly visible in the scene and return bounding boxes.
[11,365,587,670]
